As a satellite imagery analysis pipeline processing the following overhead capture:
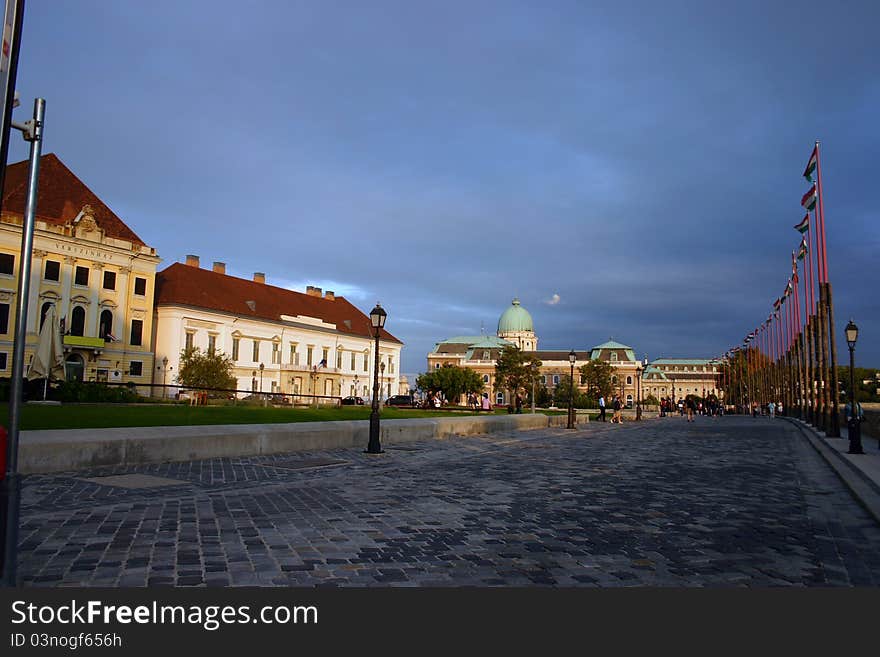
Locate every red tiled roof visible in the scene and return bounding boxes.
[2,153,146,245]
[155,262,402,344]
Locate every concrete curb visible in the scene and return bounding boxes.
[18,413,570,474]
[784,417,880,525]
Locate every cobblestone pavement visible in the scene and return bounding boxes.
[15,415,880,587]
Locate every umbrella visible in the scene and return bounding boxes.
[27,304,65,399]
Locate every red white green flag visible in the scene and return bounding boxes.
[796,238,808,261]
[803,145,818,183]
[794,214,809,233]
[773,298,781,310]
[801,185,817,212]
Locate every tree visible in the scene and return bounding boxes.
[494,346,542,406]
[416,364,484,404]
[554,375,589,408]
[177,347,236,392]
[580,359,614,400]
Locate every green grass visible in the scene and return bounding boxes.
[0,402,561,431]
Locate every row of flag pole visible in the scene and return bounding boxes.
[716,142,841,436]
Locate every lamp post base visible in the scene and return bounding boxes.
[366,412,383,454]
[847,420,864,454]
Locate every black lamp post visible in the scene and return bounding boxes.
[845,319,863,454]
[259,362,264,391]
[567,349,576,429]
[366,303,387,454]
[353,374,359,399]
[636,365,643,421]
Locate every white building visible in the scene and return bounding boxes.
[153,256,403,402]
[0,154,160,388]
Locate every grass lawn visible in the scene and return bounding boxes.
[0,402,563,431]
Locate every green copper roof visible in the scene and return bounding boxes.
[497,298,534,333]
[589,339,636,362]
[591,340,633,351]
[651,358,720,365]
[432,335,512,352]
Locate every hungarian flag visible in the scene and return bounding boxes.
[803,145,818,183]
[794,214,809,233]
[773,298,781,310]
[796,238,808,261]
[801,185,817,212]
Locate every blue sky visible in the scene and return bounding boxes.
[8,0,879,375]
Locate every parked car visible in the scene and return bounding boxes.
[341,396,365,405]
[385,394,415,407]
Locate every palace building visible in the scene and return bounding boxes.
[153,257,403,401]
[0,154,161,388]
[427,298,644,406]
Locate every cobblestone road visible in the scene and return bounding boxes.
[15,415,880,587]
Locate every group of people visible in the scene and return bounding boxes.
[656,396,724,421]
[465,392,493,412]
[597,395,624,423]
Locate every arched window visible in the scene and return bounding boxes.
[611,375,618,384]
[40,302,53,330]
[99,309,113,340]
[626,376,633,385]
[610,352,618,361]
[483,374,489,383]
[70,306,85,336]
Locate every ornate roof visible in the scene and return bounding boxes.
[497,298,534,333]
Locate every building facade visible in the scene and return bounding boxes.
[645,358,722,402]
[0,154,160,389]
[153,257,403,402]
[427,299,644,406]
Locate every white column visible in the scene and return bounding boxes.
[26,249,46,333]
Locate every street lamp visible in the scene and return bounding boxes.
[367,303,387,454]
[531,361,537,414]
[353,374,359,399]
[567,349,576,429]
[844,319,863,454]
[380,361,386,406]
[636,365,643,421]
[259,362,264,393]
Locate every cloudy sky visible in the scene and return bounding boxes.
[8,0,878,375]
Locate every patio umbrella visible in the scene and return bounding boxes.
[27,304,65,399]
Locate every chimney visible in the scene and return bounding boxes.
[185,254,200,268]
[212,261,226,274]
[324,290,335,300]
[253,272,265,284]
[306,286,322,297]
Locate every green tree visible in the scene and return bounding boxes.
[554,375,589,408]
[580,359,614,399]
[416,364,484,404]
[177,347,236,393]
[493,346,542,406]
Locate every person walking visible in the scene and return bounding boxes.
[686,396,695,422]
[598,395,606,422]
[515,393,523,414]
[481,393,492,412]
[611,395,622,423]
[767,400,775,418]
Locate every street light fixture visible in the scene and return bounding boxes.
[567,349,576,429]
[636,365,643,421]
[844,319,863,454]
[367,303,387,454]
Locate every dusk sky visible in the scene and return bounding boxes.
[8,0,878,376]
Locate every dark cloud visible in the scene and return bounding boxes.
[9,0,878,376]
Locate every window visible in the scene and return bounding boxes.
[70,306,85,336]
[129,361,143,376]
[232,338,240,361]
[74,266,89,286]
[610,352,618,362]
[0,303,8,334]
[336,350,342,369]
[611,375,618,385]
[388,356,394,374]
[307,346,313,366]
[130,319,143,346]
[0,253,13,275]
[322,348,329,365]
[272,342,280,364]
[364,354,369,372]
[208,334,217,355]
[496,392,504,405]
[482,351,489,360]
[290,344,298,365]
[553,375,560,385]
[40,302,53,330]
[253,339,260,362]
[134,277,147,296]
[434,363,440,369]
[185,332,194,351]
[350,352,355,370]
[102,270,116,290]
[626,376,632,385]
[483,374,489,383]
[99,309,113,340]
[0,352,6,370]
[44,260,60,281]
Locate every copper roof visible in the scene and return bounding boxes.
[155,262,402,344]
[2,153,146,246]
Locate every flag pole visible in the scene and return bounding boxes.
[815,141,840,436]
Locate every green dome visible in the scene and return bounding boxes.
[497,298,534,333]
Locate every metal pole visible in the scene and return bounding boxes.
[847,345,862,454]
[2,97,44,587]
[366,330,382,453]
[567,360,574,429]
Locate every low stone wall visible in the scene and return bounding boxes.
[18,413,570,474]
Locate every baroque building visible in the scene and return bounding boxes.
[153,257,403,401]
[427,298,644,406]
[0,154,160,388]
